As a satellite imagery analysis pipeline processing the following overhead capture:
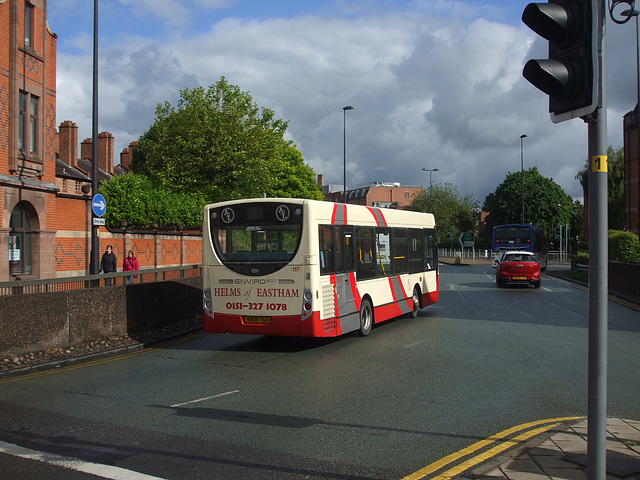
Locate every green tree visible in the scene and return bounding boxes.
[481,167,573,240]
[268,144,325,200]
[570,199,584,239]
[576,145,625,230]
[100,173,206,228]
[409,182,478,246]
[132,77,320,202]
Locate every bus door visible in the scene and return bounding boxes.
[335,226,359,330]
[320,225,359,332]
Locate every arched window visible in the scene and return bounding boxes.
[9,202,35,276]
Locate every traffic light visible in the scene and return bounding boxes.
[522,0,598,123]
[555,226,561,238]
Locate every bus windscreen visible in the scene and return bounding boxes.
[494,226,531,244]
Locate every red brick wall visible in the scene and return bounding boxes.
[0,3,9,175]
[54,228,203,277]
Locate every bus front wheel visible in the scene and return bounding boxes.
[358,299,373,336]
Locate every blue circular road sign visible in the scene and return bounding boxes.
[92,194,107,217]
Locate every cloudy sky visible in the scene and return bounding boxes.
[49,0,638,205]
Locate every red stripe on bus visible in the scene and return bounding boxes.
[366,206,388,226]
[387,276,413,315]
[374,302,403,322]
[349,272,362,309]
[331,203,347,226]
[330,274,340,318]
[387,277,399,302]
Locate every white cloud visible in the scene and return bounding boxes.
[54,1,637,207]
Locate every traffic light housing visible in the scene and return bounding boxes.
[522,0,598,123]
[555,226,561,238]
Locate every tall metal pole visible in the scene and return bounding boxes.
[520,134,527,224]
[422,168,439,212]
[90,0,99,275]
[430,170,433,211]
[587,1,608,478]
[342,106,354,203]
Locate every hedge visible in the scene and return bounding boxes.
[569,230,640,281]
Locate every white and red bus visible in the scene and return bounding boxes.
[202,198,438,337]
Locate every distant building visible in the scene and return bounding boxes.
[320,177,422,209]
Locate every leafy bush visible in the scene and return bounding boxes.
[608,230,640,263]
[570,251,589,282]
[100,173,207,228]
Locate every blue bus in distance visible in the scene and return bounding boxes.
[491,224,548,270]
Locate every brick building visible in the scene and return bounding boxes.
[623,105,639,236]
[322,179,422,209]
[1,1,201,282]
[1,0,58,281]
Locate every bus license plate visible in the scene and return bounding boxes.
[514,276,527,280]
[245,316,271,325]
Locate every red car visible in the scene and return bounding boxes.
[496,251,541,288]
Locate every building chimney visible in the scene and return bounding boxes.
[119,140,138,172]
[317,174,325,187]
[98,131,114,175]
[59,120,78,167]
[81,138,92,162]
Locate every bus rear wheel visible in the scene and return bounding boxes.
[358,299,373,336]
[409,286,420,318]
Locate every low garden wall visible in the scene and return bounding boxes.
[609,262,640,299]
[0,276,202,356]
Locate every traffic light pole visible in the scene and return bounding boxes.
[522,0,608,476]
[587,2,608,479]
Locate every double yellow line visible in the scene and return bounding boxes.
[402,417,582,480]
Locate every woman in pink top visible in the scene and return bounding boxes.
[123,250,139,284]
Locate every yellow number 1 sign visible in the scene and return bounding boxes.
[592,155,608,172]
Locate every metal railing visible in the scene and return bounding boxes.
[438,249,492,260]
[0,265,202,296]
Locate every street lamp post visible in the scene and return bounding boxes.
[90,0,100,276]
[343,106,354,203]
[520,134,527,224]
[422,168,439,212]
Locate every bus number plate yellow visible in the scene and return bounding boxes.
[245,316,271,324]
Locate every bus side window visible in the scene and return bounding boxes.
[319,225,335,275]
[343,226,355,272]
[423,228,436,271]
[335,226,344,273]
[356,227,375,279]
[392,228,408,274]
[408,228,422,273]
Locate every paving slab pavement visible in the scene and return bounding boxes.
[473,418,640,480]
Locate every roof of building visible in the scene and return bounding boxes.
[55,158,91,181]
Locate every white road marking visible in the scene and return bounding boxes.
[0,440,167,480]
[170,389,240,408]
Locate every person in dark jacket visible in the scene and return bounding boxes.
[100,245,117,286]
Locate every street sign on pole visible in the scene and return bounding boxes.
[92,193,106,217]
[459,232,474,248]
